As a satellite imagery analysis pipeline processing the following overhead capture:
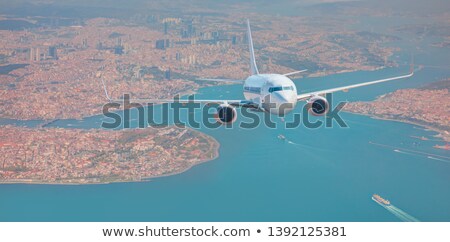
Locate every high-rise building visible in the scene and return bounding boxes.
[164,69,171,80]
[29,48,34,62]
[82,38,88,48]
[155,39,166,50]
[212,31,220,44]
[135,66,142,79]
[204,32,212,40]
[165,39,171,48]
[164,22,169,35]
[188,55,196,65]
[48,46,58,59]
[114,46,124,55]
[231,35,237,45]
[176,52,181,61]
[35,48,40,61]
[187,22,195,37]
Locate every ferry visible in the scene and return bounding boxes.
[372,194,391,206]
[278,134,286,141]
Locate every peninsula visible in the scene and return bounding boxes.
[0,126,219,184]
[344,79,450,149]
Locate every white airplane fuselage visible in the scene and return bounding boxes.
[243,74,298,115]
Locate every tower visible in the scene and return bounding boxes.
[49,46,58,59]
[29,47,34,62]
[164,22,169,35]
[164,69,171,80]
[35,48,40,61]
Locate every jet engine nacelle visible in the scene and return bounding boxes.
[306,96,329,116]
[215,104,237,124]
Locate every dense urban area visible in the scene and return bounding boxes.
[0,125,218,184]
[0,11,398,120]
[345,79,450,149]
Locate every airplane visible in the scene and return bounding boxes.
[102,19,414,124]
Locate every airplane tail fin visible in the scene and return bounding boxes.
[247,19,259,75]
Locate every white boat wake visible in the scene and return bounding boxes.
[280,136,329,152]
[369,141,450,164]
[384,205,420,222]
[373,197,420,222]
[427,156,450,163]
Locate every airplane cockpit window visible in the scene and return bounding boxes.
[283,86,294,91]
[269,86,283,92]
[244,86,261,93]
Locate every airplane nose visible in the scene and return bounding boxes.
[273,92,290,103]
[268,92,296,115]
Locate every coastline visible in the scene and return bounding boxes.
[0,83,223,185]
[143,128,221,182]
[0,127,221,186]
[0,86,202,121]
[344,111,450,144]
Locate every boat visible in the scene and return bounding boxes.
[372,194,391,206]
[278,134,286,140]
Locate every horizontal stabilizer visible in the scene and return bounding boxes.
[283,69,308,77]
[196,78,245,83]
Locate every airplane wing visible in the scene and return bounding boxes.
[297,70,414,101]
[283,69,308,77]
[108,98,256,108]
[101,78,256,108]
[196,78,245,83]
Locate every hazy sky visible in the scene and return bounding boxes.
[0,0,448,17]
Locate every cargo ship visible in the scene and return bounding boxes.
[372,194,391,206]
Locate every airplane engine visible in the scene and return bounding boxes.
[306,96,329,116]
[215,104,237,124]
